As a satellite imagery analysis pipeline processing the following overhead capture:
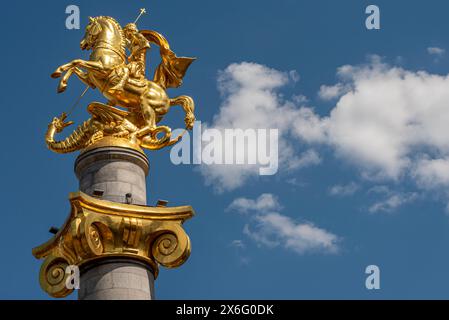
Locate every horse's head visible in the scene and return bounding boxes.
[80,17,102,50]
[80,16,125,55]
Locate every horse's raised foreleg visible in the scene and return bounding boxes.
[51,62,74,78]
[57,68,75,93]
[51,59,105,79]
[57,67,95,93]
[52,60,106,93]
[72,67,96,89]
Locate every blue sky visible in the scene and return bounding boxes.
[2,0,449,299]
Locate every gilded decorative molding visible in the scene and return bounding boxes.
[32,191,194,298]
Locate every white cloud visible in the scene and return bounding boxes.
[292,94,308,104]
[289,70,300,82]
[367,186,418,213]
[227,193,281,214]
[202,58,449,210]
[229,194,340,254]
[290,107,329,143]
[230,239,246,249]
[367,185,391,195]
[427,47,445,56]
[198,62,321,192]
[413,157,449,189]
[229,240,250,265]
[318,83,350,100]
[368,191,418,213]
[199,164,259,193]
[293,57,449,200]
[286,149,322,170]
[244,213,339,254]
[329,182,359,197]
[286,177,307,188]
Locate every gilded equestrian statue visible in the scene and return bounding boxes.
[47,15,196,152]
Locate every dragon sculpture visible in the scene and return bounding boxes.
[46,15,196,153]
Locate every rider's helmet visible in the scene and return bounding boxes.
[124,23,138,36]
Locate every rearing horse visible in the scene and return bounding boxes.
[51,16,195,148]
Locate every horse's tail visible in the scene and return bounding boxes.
[170,95,195,130]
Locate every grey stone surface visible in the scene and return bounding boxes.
[75,146,149,205]
[79,260,155,300]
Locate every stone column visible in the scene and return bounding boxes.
[74,144,153,300]
[33,139,193,300]
[78,258,155,300]
[75,145,149,205]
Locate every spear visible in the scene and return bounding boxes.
[133,8,147,24]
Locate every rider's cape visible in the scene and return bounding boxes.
[140,30,196,89]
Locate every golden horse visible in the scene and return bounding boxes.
[50,16,195,150]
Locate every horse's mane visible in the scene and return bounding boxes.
[94,16,126,54]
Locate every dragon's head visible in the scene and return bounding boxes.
[51,113,74,133]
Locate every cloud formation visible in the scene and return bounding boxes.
[329,182,359,197]
[427,47,445,56]
[318,83,350,101]
[367,186,418,213]
[228,194,340,254]
[230,239,246,249]
[295,56,449,207]
[202,56,449,211]
[227,193,281,214]
[198,62,321,192]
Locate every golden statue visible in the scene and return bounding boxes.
[47,14,196,152]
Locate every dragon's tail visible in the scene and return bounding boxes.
[46,119,93,154]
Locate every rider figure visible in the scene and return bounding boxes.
[110,23,150,91]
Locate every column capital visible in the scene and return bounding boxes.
[32,191,194,298]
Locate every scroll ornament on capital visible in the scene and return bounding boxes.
[33,192,194,298]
